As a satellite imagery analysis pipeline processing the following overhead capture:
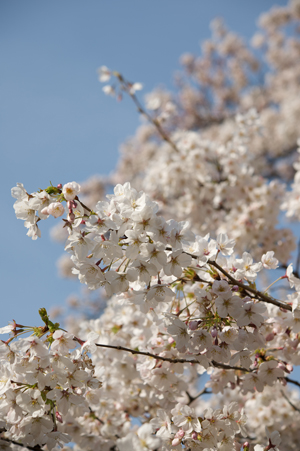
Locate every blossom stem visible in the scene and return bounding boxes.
[264,276,285,293]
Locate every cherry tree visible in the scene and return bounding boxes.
[3,1,300,450]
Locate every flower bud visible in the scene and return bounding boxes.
[265,332,275,342]
[191,431,198,440]
[189,321,198,331]
[211,326,218,338]
[41,207,49,216]
[172,438,181,446]
[176,429,185,439]
[55,411,63,423]
[277,362,286,371]
[68,212,75,222]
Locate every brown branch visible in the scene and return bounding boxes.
[95,342,250,372]
[285,376,300,388]
[0,433,43,451]
[296,239,300,278]
[280,389,300,413]
[75,196,92,213]
[208,260,292,312]
[89,407,104,424]
[116,73,180,154]
[187,387,212,405]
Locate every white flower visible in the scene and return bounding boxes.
[236,300,266,327]
[102,85,115,96]
[171,403,201,434]
[129,82,143,95]
[266,427,281,447]
[286,263,300,291]
[97,65,111,82]
[51,330,76,354]
[166,316,189,350]
[261,251,279,269]
[164,250,192,278]
[137,423,161,450]
[235,252,262,282]
[258,361,284,386]
[147,285,174,302]
[150,409,172,437]
[216,233,235,256]
[62,182,81,201]
[0,325,14,334]
[48,202,65,218]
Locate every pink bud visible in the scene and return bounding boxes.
[172,438,181,446]
[277,362,286,371]
[41,207,49,216]
[168,337,175,344]
[211,326,218,338]
[55,411,63,423]
[176,429,185,439]
[68,212,75,222]
[265,332,275,342]
[286,364,293,373]
[57,184,62,189]
[191,431,198,440]
[189,321,198,331]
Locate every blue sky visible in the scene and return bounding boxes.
[1,0,287,328]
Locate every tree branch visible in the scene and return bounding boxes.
[280,389,300,413]
[0,433,43,451]
[94,342,251,372]
[116,73,180,154]
[208,260,292,312]
[187,387,212,405]
[285,376,300,388]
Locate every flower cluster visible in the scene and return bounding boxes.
[0,315,101,450]
[9,177,300,450]
[7,2,300,450]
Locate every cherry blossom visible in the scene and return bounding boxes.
[8,2,300,449]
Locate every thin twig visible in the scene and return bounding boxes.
[208,260,292,312]
[280,389,300,413]
[89,407,104,424]
[116,73,180,154]
[296,239,300,278]
[75,196,92,213]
